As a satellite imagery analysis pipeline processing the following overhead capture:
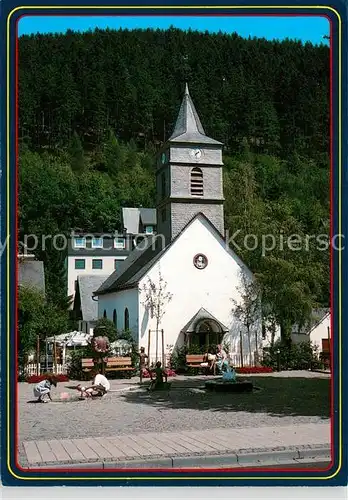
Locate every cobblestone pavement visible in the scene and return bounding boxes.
[18,371,330,467]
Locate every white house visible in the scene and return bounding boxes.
[94,84,278,364]
[309,311,331,351]
[66,233,130,304]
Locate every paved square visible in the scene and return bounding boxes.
[18,373,331,467]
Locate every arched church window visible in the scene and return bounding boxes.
[103,310,107,318]
[113,309,117,329]
[124,308,129,330]
[190,167,203,196]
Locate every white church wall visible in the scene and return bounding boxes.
[138,215,265,365]
[310,313,331,351]
[97,289,139,339]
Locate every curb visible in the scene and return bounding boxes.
[27,445,331,470]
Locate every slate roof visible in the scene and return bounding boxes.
[122,207,140,234]
[122,207,156,233]
[139,207,156,226]
[76,275,106,321]
[95,235,164,295]
[168,83,222,146]
[181,307,229,333]
[18,260,45,294]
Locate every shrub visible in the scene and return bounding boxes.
[67,347,94,380]
[262,339,322,370]
[93,318,117,342]
[141,368,176,378]
[26,373,69,384]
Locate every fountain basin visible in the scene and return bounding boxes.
[205,379,253,393]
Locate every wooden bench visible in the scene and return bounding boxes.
[105,357,134,374]
[186,354,205,368]
[81,358,95,372]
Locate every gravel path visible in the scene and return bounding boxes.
[19,374,330,443]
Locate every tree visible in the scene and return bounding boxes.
[68,131,86,172]
[140,270,173,362]
[18,284,69,371]
[93,317,117,343]
[232,271,261,364]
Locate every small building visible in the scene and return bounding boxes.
[72,275,106,334]
[66,232,131,304]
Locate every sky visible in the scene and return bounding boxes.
[18,15,330,45]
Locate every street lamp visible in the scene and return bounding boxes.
[276,349,281,372]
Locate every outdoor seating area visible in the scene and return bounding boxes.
[81,356,135,377]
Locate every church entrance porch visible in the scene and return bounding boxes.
[181,307,229,352]
[189,320,224,350]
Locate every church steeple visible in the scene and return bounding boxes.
[169,84,222,145]
[156,84,225,243]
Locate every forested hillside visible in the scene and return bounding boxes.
[18,28,330,335]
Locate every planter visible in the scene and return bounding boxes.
[205,379,253,393]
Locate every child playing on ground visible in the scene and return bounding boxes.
[33,376,57,403]
[139,346,149,384]
[77,369,110,399]
[148,361,167,391]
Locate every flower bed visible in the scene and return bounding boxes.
[26,374,69,384]
[141,368,176,378]
[235,366,273,374]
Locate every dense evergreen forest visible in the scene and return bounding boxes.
[18,28,330,337]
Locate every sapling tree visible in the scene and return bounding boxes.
[141,270,173,362]
[232,270,261,365]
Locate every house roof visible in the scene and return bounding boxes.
[122,207,156,233]
[168,83,222,146]
[139,207,156,226]
[291,308,330,335]
[18,260,45,294]
[76,275,106,321]
[95,212,253,296]
[181,307,229,334]
[122,207,140,234]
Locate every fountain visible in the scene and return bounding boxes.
[205,365,253,393]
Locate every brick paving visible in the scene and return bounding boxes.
[22,422,330,466]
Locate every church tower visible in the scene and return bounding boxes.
[156,84,225,243]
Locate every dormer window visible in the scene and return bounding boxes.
[91,237,103,249]
[114,237,125,249]
[190,167,203,196]
[73,237,86,249]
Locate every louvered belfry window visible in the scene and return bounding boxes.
[190,167,203,196]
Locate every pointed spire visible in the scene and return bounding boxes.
[168,84,222,145]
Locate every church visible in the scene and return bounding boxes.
[94,84,274,364]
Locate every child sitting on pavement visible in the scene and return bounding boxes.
[77,369,110,399]
[148,361,168,391]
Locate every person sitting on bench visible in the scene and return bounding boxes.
[214,344,229,375]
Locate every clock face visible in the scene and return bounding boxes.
[190,148,202,160]
[161,152,167,164]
